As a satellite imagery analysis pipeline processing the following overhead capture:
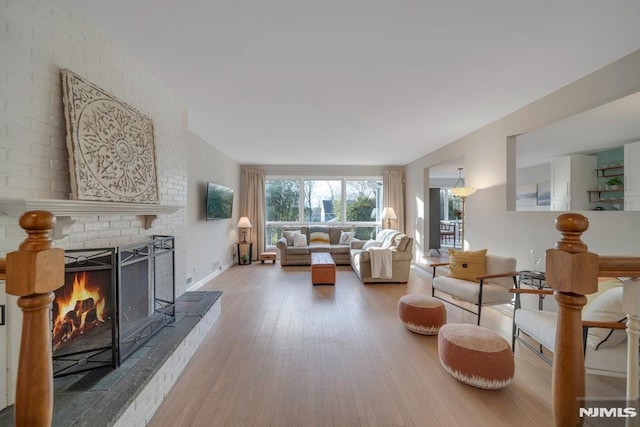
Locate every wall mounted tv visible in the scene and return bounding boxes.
[206,183,234,220]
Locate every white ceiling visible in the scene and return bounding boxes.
[69,0,640,166]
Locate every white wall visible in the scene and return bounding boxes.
[252,164,395,177]
[0,0,188,408]
[185,130,240,287]
[406,49,640,271]
[517,163,550,188]
[515,163,551,212]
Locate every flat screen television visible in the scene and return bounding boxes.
[206,183,234,220]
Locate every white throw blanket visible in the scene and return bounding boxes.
[369,247,392,279]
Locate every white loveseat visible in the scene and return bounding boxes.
[350,229,413,284]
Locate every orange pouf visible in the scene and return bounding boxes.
[397,294,446,335]
[438,323,514,390]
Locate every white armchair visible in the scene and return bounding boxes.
[430,251,518,325]
[511,277,636,377]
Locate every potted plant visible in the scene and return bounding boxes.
[606,176,623,190]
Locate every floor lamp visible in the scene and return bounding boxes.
[450,168,476,249]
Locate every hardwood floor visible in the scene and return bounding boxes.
[149,263,625,426]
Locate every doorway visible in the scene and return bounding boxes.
[427,158,464,254]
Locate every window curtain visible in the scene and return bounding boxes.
[383,168,405,233]
[240,168,265,260]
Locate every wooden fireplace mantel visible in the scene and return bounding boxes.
[0,198,183,238]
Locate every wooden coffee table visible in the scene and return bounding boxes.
[311,252,336,285]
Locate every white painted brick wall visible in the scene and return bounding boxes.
[0,0,190,407]
[1,0,188,280]
[114,298,222,427]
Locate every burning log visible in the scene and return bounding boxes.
[53,297,105,350]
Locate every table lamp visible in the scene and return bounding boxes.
[381,207,397,229]
[237,216,252,243]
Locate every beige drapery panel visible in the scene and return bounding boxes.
[240,168,265,260]
[383,168,405,233]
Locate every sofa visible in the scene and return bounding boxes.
[350,229,413,284]
[276,226,355,266]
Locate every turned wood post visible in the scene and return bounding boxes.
[5,211,65,427]
[546,213,599,426]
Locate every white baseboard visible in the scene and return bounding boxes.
[186,261,234,292]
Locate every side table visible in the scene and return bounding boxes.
[237,242,253,265]
[518,270,547,310]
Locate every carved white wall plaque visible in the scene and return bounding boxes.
[61,69,159,203]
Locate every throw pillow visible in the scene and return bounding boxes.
[293,232,308,247]
[586,277,623,306]
[329,227,352,244]
[583,286,626,350]
[283,230,301,246]
[394,235,410,252]
[447,249,488,281]
[309,226,330,246]
[339,231,355,245]
[362,240,382,250]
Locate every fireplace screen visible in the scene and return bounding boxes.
[52,236,175,378]
[117,236,175,363]
[53,248,117,377]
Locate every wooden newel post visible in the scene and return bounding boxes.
[5,211,65,427]
[546,213,599,426]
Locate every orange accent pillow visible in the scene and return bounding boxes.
[447,249,488,281]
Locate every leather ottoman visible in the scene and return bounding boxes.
[311,252,336,285]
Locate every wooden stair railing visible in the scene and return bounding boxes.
[547,213,640,426]
[2,211,64,427]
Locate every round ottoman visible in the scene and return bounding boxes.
[398,294,446,335]
[438,323,514,390]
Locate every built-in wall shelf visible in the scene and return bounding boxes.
[0,198,183,238]
[595,164,624,178]
[586,190,624,205]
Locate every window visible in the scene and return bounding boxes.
[346,179,382,240]
[440,188,462,221]
[265,177,383,245]
[303,180,341,222]
[266,179,300,222]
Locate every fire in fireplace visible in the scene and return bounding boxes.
[53,271,111,351]
[52,236,175,377]
[53,248,117,377]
